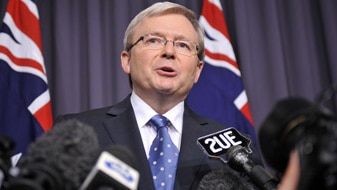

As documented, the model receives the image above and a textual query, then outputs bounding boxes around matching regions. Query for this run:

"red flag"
[0,0,53,155]
[187,0,256,142]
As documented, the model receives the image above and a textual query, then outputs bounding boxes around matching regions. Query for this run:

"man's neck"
[133,90,185,114]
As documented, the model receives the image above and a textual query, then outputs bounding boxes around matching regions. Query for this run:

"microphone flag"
[197,127,252,163]
[80,150,140,190]
[0,0,53,156]
[186,0,257,144]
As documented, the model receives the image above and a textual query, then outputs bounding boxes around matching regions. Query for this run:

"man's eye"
[146,37,162,44]
[176,41,191,50]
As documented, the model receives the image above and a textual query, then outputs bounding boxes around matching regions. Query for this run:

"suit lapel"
[102,96,155,190]
[174,106,211,189]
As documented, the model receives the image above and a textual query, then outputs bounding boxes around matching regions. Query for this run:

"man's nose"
[161,40,176,59]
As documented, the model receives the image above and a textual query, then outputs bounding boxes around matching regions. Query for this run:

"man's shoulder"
[56,96,132,122]
[59,106,112,120]
[185,105,228,129]
[53,106,113,132]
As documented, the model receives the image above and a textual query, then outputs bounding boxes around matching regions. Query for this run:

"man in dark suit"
[56,2,260,190]
[57,95,237,190]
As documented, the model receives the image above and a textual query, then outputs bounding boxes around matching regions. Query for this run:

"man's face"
[121,14,203,100]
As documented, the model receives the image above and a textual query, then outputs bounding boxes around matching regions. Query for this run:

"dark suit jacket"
[56,95,254,190]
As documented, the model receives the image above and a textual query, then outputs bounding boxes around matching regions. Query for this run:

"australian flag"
[0,0,53,156]
[187,0,257,144]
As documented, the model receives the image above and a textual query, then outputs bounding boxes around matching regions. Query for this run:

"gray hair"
[123,1,204,60]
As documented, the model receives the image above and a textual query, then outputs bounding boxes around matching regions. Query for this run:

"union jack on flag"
[0,0,53,156]
[187,0,257,143]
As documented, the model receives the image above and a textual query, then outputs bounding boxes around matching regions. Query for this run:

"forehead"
[133,14,198,41]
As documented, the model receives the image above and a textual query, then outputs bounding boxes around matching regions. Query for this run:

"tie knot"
[149,114,169,131]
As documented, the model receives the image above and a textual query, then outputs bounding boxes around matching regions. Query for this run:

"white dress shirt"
[130,91,183,158]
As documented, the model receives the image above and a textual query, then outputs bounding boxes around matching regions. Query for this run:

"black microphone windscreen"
[198,165,257,190]
[19,119,101,190]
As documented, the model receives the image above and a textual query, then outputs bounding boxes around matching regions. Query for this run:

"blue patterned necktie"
[148,114,179,190]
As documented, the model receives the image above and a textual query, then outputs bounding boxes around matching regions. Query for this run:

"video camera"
[259,86,337,190]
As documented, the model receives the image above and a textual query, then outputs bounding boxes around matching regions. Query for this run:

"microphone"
[198,165,257,190]
[2,119,101,190]
[226,145,278,190]
[197,128,277,190]
[79,145,139,190]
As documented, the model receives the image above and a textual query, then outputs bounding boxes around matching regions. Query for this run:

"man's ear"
[194,60,204,83]
[121,51,131,74]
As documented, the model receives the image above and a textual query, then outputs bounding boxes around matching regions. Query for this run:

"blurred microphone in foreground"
[2,119,101,190]
[1,119,140,190]
[197,164,257,190]
[259,97,337,190]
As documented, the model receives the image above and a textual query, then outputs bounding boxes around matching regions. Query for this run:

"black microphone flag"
[197,127,252,163]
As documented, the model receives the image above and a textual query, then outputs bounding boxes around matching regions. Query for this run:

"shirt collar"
[130,91,184,134]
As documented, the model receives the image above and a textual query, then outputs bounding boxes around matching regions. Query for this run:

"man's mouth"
[156,66,177,76]
[161,66,174,72]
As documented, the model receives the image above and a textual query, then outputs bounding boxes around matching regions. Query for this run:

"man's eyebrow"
[147,31,191,41]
